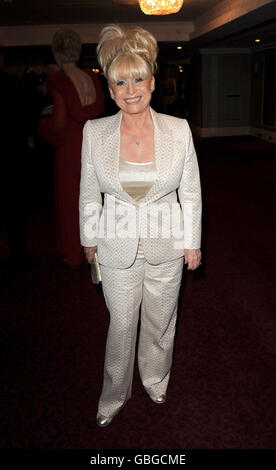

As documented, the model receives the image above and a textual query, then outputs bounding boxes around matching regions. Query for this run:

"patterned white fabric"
[79,108,202,421]
[97,253,184,419]
[79,108,202,268]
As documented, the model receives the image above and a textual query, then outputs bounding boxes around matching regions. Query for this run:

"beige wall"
[251,51,276,130]
[191,49,276,142]
[200,51,252,130]
[251,53,264,128]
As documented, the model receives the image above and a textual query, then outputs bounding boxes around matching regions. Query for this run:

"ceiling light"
[139,0,184,16]
[177,46,183,50]
[254,38,261,43]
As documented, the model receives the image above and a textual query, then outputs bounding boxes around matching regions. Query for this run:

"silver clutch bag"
[91,252,102,284]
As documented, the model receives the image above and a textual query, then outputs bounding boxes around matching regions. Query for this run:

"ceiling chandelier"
[139,0,184,16]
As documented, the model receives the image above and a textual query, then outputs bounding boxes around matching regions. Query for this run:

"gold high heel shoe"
[96,414,115,427]
[150,394,166,404]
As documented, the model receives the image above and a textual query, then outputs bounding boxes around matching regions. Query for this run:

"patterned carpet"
[1,136,275,449]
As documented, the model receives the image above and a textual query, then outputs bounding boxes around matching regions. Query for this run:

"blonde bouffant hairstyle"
[96,24,158,83]
[52,29,82,68]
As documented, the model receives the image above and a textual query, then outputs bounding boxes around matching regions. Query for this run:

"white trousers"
[97,244,184,419]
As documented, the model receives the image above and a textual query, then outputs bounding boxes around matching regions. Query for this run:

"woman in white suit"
[79,24,202,427]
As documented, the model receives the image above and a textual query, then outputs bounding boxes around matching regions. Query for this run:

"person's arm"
[37,75,68,146]
[177,120,202,270]
[79,121,102,262]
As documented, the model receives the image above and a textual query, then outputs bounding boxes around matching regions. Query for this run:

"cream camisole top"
[119,157,157,257]
[119,157,157,203]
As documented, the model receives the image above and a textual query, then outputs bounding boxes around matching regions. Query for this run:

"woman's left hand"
[184,249,201,270]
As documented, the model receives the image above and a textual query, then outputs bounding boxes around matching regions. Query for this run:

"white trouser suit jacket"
[79,108,202,266]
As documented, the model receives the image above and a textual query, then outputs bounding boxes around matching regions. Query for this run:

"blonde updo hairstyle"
[96,24,158,84]
[52,29,82,68]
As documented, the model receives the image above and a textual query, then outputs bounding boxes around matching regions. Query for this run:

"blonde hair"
[52,29,82,67]
[96,24,158,83]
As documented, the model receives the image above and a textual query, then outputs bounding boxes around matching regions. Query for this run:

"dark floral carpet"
[0,136,275,449]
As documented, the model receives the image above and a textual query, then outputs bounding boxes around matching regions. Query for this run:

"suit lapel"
[143,108,173,202]
[102,108,173,204]
[102,110,134,203]
[102,110,121,178]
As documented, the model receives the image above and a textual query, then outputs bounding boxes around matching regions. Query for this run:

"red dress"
[38,70,104,267]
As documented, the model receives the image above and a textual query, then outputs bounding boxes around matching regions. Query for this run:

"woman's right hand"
[83,246,97,264]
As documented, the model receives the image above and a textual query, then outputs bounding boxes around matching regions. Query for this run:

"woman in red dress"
[38,29,104,267]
